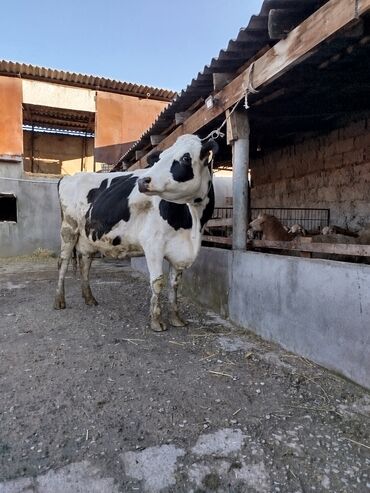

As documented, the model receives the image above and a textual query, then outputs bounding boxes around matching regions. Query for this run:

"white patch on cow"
[192,428,245,456]
[0,461,119,493]
[121,444,185,492]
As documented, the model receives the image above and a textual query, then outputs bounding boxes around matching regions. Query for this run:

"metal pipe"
[232,133,250,250]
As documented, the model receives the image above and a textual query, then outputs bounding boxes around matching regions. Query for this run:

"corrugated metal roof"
[23,104,95,132]
[122,0,328,164]
[0,60,176,102]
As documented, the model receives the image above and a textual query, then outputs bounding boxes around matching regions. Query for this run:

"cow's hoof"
[169,314,186,327]
[54,298,66,310]
[84,297,98,306]
[151,319,167,332]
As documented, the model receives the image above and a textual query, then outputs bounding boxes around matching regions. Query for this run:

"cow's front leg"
[168,265,186,327]
[79,254,98,306]
[145,252,167,332]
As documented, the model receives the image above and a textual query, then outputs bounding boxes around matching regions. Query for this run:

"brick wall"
[250,117,370,229]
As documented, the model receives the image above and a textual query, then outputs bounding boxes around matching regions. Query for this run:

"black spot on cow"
[170,153,194,182]
[194,197,202,203]
[85,175,138,240]
[159,200,192,230]
[200,182,215,230]
[112,236,121,246]
[200,139,219,162]
[86,179,108,204]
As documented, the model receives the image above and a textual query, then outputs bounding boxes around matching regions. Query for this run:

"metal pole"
[230,113,250,251]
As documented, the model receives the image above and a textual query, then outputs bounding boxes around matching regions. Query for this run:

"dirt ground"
[0,256,369,493]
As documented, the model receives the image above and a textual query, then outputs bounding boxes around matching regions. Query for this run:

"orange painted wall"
[0,76,23,157]
[95,91,168,164]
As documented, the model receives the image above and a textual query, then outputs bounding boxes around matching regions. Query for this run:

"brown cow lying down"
[249,213,295,241]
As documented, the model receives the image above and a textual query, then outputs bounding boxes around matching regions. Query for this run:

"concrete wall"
[131,246,370,389]
[229,251,370,389]
[251,116,370,230]
[182,248,230,317]
[0,160,61,256]
[23,132,95,175]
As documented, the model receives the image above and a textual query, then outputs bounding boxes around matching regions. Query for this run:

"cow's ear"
[146,151,162,168]
[200,139,219,163]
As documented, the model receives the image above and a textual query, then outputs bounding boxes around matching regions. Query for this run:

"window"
[0,194,17,222]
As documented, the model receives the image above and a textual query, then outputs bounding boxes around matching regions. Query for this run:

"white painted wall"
[213,174,232,207]
[22,79,96,112]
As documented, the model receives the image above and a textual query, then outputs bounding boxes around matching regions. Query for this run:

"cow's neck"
[187,203,202,244]
[188,180,215,239]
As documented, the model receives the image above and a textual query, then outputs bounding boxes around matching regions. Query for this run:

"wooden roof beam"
[131,0,370,169]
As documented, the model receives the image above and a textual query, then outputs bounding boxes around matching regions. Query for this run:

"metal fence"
[251,207,330,232]
[209,207,330,237]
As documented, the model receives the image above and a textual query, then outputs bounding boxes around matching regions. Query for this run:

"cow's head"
[137,135,218,203]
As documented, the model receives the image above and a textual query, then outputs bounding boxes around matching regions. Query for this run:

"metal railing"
[204,207,330,243]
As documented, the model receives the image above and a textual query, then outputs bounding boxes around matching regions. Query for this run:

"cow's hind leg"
[79,253,98,306]
[144,251,167,332]
[168,265,186,327]
[54,221,78,309]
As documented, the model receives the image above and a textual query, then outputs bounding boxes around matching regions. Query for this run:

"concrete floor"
[0,256,369,493]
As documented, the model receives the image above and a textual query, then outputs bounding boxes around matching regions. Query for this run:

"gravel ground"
[0,256,369,493]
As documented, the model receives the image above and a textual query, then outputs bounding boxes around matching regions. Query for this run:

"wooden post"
[150,135,163,146]
[227,110,250,251]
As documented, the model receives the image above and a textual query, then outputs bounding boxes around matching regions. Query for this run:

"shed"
[128,0,370,389]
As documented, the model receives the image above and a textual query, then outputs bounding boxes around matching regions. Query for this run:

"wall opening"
[23,104,96,175]
[0,194,17,222]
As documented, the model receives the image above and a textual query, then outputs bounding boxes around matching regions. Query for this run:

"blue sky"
[1,0,263,92]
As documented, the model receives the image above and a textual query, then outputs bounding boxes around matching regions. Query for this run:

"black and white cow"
[54,134,218,331]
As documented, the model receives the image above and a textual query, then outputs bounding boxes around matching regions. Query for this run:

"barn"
[0,62,174,256]
[1,1,370,489]
[122,0,370,389]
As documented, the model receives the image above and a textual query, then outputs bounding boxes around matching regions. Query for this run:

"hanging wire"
[201,62,259,142]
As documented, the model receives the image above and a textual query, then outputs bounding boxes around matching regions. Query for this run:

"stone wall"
[251,117,370,230]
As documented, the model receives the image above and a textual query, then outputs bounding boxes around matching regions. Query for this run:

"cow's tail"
[57,178,79,276]
[71,247,78,275]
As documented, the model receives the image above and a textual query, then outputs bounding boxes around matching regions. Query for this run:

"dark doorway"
[0,194,17,222]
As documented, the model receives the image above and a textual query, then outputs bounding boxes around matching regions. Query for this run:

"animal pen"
[125,0,370,389]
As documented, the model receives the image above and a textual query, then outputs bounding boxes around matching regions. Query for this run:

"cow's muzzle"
[138,176,151,193]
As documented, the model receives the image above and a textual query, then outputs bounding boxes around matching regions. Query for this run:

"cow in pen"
[54,134,218,331]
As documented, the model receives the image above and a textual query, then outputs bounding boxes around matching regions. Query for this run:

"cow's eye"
[181,153,192,165]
